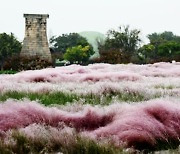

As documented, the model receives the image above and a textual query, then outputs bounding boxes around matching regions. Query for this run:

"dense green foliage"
[97,25,141,64]
[138,31,180,63]
[64,45,94,64]
[50,33,91,53]
[50,33,94,64]
[95,28,180,64]
[148,31,180,45]
[105,25,141,53]
[0,33,22,70]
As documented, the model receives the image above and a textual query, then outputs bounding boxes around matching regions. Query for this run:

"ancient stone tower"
[21,14,52,62]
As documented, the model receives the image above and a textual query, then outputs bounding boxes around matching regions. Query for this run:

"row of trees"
[0,26,180,70]
[97,26,141,63]
[138,31,180,63]
[50,33,94,64]
[96,26,180,64]
[49,26,180,65]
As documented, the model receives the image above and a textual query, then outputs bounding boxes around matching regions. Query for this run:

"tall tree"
[98,25,141,63]
[0,33,21,70]
[64,45,93,64]
[138,31,180,63]
[104,25,141,53]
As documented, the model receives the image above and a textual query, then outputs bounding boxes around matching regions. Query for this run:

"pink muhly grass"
[0,62,179,98]
[0,99,112,131]
[12,67,141,83]
[0,99,180,150]
[86,100,180,150]
[80,72,141,82]
[18,123,76,146]
[1,62,178,84]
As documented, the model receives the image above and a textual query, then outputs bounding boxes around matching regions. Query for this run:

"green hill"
[79,31,106,58]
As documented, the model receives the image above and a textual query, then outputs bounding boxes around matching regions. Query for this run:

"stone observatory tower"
[21,14,52,62]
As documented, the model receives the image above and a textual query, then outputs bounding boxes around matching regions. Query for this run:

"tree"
[104,25,141,53]
[137,44,155,63]
[157,41,180,61]
[0,33,22,70]
[148,31,180,54]
[50,33,93,54]
[64,45,93,64]
[98,25,141,63]
[148,31,180,45]
[138,31,180,63]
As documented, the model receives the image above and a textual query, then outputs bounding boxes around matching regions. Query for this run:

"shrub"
[3,55,53,71]
[64,45,94,64]
[97,49,131,64]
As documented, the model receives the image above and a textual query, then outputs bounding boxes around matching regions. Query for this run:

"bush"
[64,45,94,64]
[3,55,52,71]
[19,56,53,70]
[0,33,22,70]
[96,48,132,64]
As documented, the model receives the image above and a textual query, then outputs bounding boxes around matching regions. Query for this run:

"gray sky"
[0,0,180,43]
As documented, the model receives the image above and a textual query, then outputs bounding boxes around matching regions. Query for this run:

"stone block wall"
[21,14,52,62]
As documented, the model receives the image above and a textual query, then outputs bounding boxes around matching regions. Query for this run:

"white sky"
[0,0,180,43]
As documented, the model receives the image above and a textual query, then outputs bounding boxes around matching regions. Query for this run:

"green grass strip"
[0,91,147,106]
[0,70,17,74]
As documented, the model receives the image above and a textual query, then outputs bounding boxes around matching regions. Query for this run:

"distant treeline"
[0,25,180,70]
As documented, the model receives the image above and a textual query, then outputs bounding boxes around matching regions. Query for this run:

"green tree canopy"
[158,41,180,57]
[138,31,180,63]
[64,45,93,64]
[148,31,180,47]
[104,25,141,53]
[0,33,22,70]
[50,33,94,54]
[137,44,155,63]
[97,25,141,63]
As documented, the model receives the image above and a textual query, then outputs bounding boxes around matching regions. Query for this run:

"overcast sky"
[0,0,180,43]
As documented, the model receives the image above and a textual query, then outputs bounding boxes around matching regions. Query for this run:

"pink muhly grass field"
[0,99,180,150]
[0,62,180,152]
[4,62,180,83]
[0,62,179,98]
